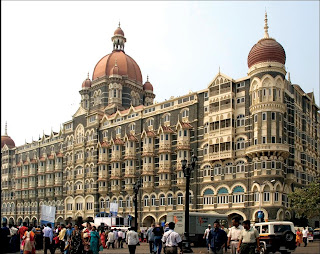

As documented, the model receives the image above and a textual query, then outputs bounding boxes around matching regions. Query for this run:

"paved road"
[8,240,320,254]
[96,240,320,254]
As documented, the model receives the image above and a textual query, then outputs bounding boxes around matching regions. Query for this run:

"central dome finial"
[112,23,126,52]
[264,10,269,38]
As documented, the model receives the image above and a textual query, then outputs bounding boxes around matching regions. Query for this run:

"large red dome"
[248,38,286,68]
[92,50,142,84]
[1,135,15,149]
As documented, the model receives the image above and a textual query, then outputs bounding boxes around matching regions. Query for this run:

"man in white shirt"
[162,222,183,254]
[107,229,115,249]
[227,217,243,254]
[203,224,211,252]
[43,223,54,254]
[126,227,140,254]
[118,229,124,248]
[302,227,309,247]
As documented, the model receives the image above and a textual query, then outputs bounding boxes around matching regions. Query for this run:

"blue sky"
[2,1,319,146]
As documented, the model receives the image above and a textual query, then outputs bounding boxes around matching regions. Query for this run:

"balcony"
[142,164,154,174]
[124,184,134,195]
[55,191,63,196]
[54,179,62,186]
[98,186,108,194]
[38,181,45,188]
[45,191,54,198]
[15,183,22,190]
[28,182,36,189]
[22,193,29,199]
[22,183,29,189]
[66,174,73,180]
[29,192,36,199]
[177,140,190,150]
[15,171,22,178]
[15,193,22,200]
[159,143,171,153]
[38,192,45,198]
[110,154,122,162]
[159,179,171,191]
[176,177,186,190]
[142,182,154,192]
[46,180,54,187]
[124,151,136,160]
[29,168,36,175]
[38,166,45,174]
[22,170,29,177]
[46,165,54,173]
[75,189,84,195]
[142,146,154,156]
[111,185,121,194]
[246,144,289,158]
[55,163,63,171]
[209,151,232,160]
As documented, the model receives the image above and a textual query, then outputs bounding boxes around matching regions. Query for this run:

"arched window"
[159,194,165,206]
[126,197,131,208]
[236,138,245,150]
[232,186,244,203]
[182,109,189,118]
[236,161,245,173]
[151,195,156,206]
[203,165,211,177]
[204,122,209,134]
[225,163,233,174]
[237,114,245,127]
[203,144,209,156]
[177,193,183,205]
[203,189,214,205]
[217,188,228,204]
[146,118,154,127]
[213,164,222,175]
[144,196,149,207]
[116,127,121,135]
[167,194,173,206]
[263,185,271,202]
[163,114,170,123]
[119,197,123,208]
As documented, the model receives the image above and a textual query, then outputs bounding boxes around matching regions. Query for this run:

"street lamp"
[181,152,197,253]
[253,179,275,222]
[133,178,141,231]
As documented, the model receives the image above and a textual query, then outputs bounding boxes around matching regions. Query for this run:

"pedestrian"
[90,226,101,254]
[53,232,60,253]
[237,220,260,254]
[227,217,243,254]
[203,224,211,252]
[114,228,119,248]
[9,224,19,252]
[59,224,67,253]
[1,222,10,253]
[296,228,302,247]
[34,225,43,250]
[208,220,227,254]
[153,224,164,254]
[161,222,183,254]
[147,224,155,254]
[70,224,83,254]
[118,229,124,248]
[43,223,54,254]
[126,227,139,254]
[100,231,106,248]
[19,222,28,254]
[302,227,308,247]
[22,226,35,254]
[140,229,145,242]
[107,229,115,249]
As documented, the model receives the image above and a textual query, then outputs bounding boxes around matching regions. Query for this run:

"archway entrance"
[56,217,64,225]
[66,217,73,225]
[76,216,83,225]
[228,213,244,226]
[18,218,23,226]
[159,215,167,226]
[25,217,30,226]
[31,217,37,226]
[9,218,14,225]
[142,216,155,227]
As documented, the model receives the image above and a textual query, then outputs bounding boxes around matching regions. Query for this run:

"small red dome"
[143,81,153,92]
[82,77,92,88]
[1,135,15,149]
[248,38,286,68]
[110,63,119,76]
[114,27,124,36]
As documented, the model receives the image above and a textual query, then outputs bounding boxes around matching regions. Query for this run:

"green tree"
[288,181,320,219]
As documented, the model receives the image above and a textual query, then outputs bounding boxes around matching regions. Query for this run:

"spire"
[264,10,269,38]
[218,66,220,74]
[5,121,7,135]
[118,21,121,27]
[147,75,149,82]
[87,72,89,79]
[288,72,291,82]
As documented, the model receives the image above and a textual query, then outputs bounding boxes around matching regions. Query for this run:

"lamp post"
[181,152,197,253]
[253,179,275,222]
[133,178,141,231]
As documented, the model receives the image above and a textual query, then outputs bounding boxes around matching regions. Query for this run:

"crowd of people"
[0,221,184,254]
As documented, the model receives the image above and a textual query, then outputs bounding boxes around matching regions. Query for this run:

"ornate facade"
[2,15,320,227]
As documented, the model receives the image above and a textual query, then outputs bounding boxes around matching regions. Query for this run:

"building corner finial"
[87,72,89,79]
[118,21,121,27]
[288,72,291,82]
[5,121,8,135]
[264,10,269,38]
[219,66,220,74]
[147,75,149,82]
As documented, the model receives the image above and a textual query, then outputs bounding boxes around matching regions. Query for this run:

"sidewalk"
[96,240,320,254]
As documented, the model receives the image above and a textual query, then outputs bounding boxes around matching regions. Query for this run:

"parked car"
[254,221,296,254]
[313,228,320,239]
[307,228,314,242]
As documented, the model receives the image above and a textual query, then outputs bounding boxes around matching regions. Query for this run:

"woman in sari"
[70,224,83,254]
[22,226,35,254]
[100,231,106,248]
[296,228,303,247]
[90,226,101,254]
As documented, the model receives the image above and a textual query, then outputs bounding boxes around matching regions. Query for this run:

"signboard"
[40,205,56,227]
[110,202,118,217]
